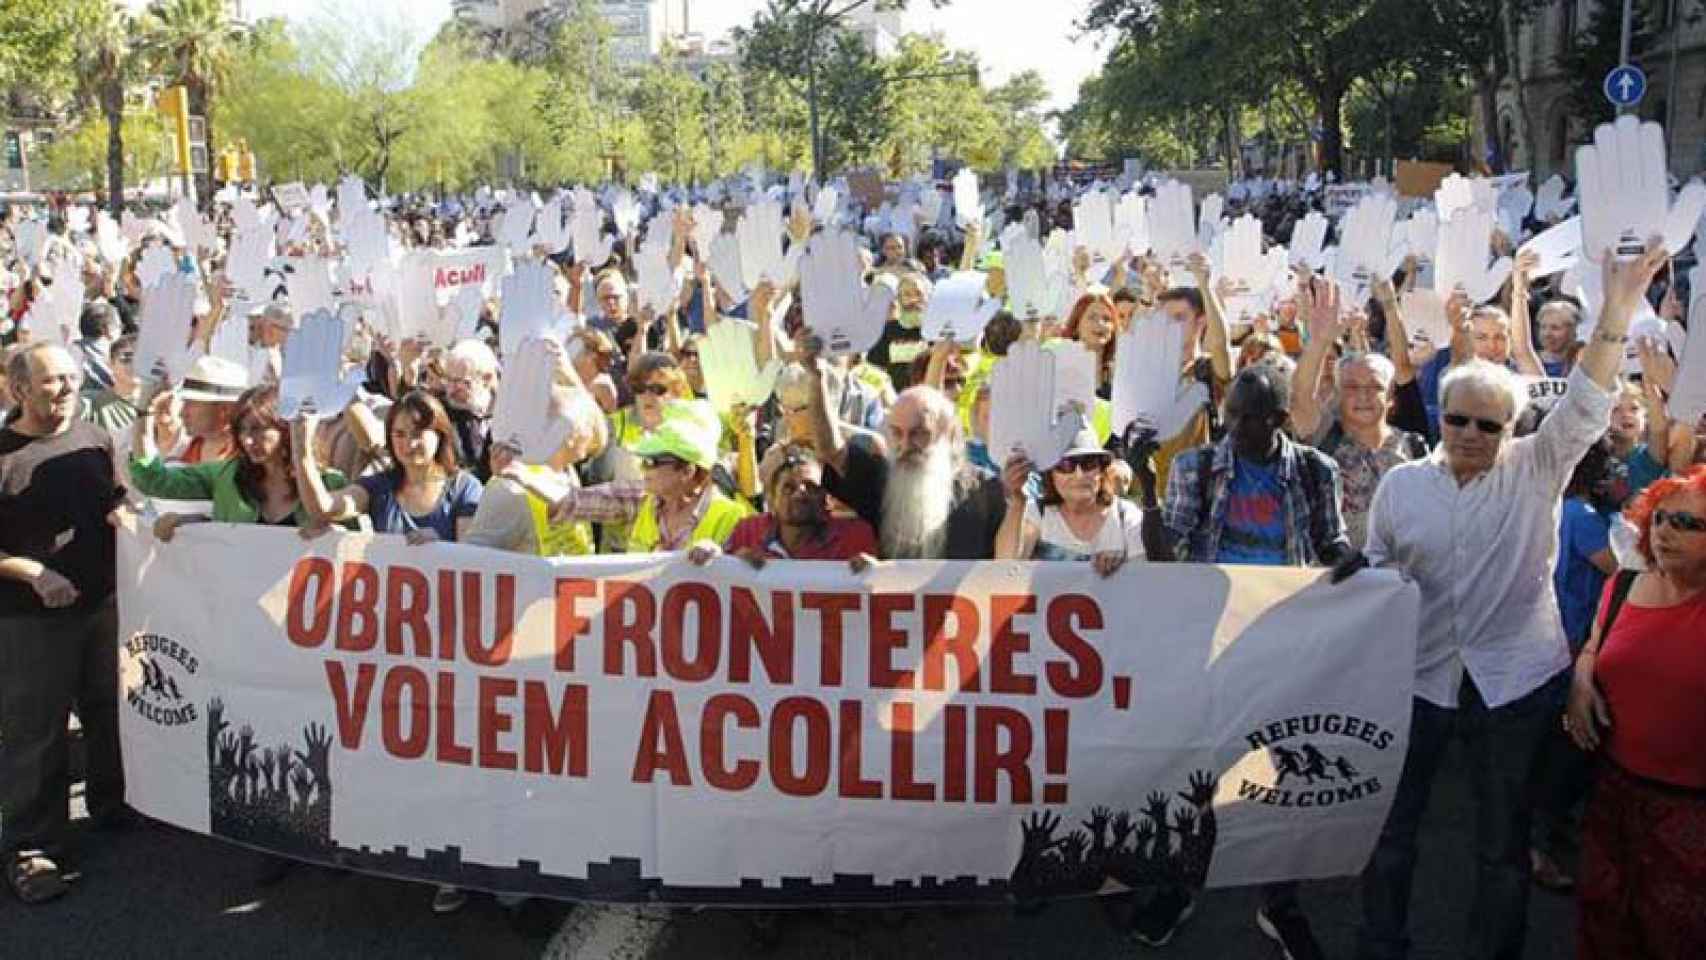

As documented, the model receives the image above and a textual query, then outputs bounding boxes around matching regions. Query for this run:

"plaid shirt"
[1160,433,1349,566]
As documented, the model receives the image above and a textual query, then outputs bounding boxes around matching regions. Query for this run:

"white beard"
[880,442,957,560]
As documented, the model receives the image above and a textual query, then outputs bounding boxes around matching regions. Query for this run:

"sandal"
[9,852,70,904]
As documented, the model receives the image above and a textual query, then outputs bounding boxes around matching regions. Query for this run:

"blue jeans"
[1355,672,1563,960]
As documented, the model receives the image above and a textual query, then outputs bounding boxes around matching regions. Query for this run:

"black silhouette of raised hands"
[1172,806,1198,836]
[298,722,333,786]
[237,725,256,766]
[1083,806,1113,842]
[290,765,314,804]
[1180,770,1217,809]
[1060,830,1089,865]
[259,747,277,786]
[217,731,239,771]
[1144,791,1171,828]
[1132,821,1156,853]
[1110,811,1135,848]
[1020,811,1063,855]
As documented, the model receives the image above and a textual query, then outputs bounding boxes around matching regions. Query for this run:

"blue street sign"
[1604,65,1647,107]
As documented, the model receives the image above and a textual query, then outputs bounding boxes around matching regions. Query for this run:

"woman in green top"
[130,383,345,540]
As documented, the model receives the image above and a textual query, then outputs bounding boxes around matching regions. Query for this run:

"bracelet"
[1593,330,1628,344]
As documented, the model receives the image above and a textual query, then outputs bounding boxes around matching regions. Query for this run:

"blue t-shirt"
[1554,496,1611,648]
[1215,457,1288,565]
[357,470,484,541]
[1624,444,1667,498]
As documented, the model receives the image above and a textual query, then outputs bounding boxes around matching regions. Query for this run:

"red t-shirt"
[723,515,878,561]
[1594,579,1706,789]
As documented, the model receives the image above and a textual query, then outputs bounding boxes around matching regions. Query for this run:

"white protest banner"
[117,526,1417,905]
[420,247,505,301]
[1323,185,1372,220]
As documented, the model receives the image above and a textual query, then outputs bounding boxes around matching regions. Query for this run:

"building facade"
[451,0,672,66]
[1492,0,1706,179]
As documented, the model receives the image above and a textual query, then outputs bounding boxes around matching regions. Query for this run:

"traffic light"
[217,146,237,182]
[158,85,192,176]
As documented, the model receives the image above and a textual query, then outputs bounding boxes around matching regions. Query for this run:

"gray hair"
[1439,358,1527,424]
[1536,299,1582,328]
[445,338,499,375]
[775,362,843,412]
[1338,351,1396,388]
[6,341,75,395]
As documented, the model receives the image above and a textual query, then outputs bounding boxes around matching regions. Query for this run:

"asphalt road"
[6,739,1576,960]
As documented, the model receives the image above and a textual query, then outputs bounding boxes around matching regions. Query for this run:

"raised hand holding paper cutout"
[736,198,788,290]
[532,193,569,255]
[1115,190,1151,258]
[921,271,1000,344]
[1149,180,1198,270]
[277,309,361,420]
[500,260,565,360]
[1577,116,1669,263]
[798,229,894,358]
[1517,217,1581,279]
[1535,175,1575,222]
[1288,211,1328,270]
[570,188,614,268]
[133,273,197,385]
[490,338,569,465]
[1662,179,1706,255]
[284,255,337,316]
[708,232,749,303]
[700,318,781,414]
[1433,208,1512,305]
[634,223,681,315]
[953,168,980,228]
[988,340,1088,470]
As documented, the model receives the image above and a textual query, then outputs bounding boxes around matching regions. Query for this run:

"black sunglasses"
[642,454,688,471]
[1054,454,1111,474]
[1442,412,1505,435]
[635,383,672,397]
[1654,509,1706,533]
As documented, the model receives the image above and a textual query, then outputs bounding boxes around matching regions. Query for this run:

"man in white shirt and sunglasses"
[1354,242,1667,960]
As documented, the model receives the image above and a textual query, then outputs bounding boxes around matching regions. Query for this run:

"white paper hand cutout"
[226,228,275,301]
[1433,208,1512,304]
[1149,180,1198,268]
[13,219,45,269]
[1288,211,1329,270]
[611,189,642,239]
[1332,194,1400,299]
[285,255,337,316]
[1197,193,1225,250]
[1534,175,1575,223]
[496,198,536,254]
[94,211,128,266]
[490,337,570,465]
[634,222,680,315]
[1001,224,1067,319]
[133,273,197,384]
[1662,179,1706,255]
[988,340,1090,470]
[135,244,178,291]
[204,301,252,369]
[700,318,781,414]
[1673,264,1706,424]
[921,271,1000,344]
[532,193,569,255]
[813,184,841,225]
[689,203,721,259]
[277,308,360,420]
[708,232,749,304]
[22,272,83,344]
[1116,190,1151,258]
[1073,189,1121,269]
[570,188,614,268]
[1399,288,1451,347]
[500,260,566,360]
[737,198,788,290]
[1577,115,1669,263]
[953,168,980,228]
[1517,217,1581,279]
[798,229,894,358]
[1216,214,1267,294]
[1496,182,1534,240]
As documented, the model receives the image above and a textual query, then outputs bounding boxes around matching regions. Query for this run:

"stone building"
[1490,0,1706,179]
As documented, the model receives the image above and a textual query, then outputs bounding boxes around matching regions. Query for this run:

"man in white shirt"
[1353,243,1666,960]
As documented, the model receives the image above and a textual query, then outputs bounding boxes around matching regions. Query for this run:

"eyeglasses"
[1054,455,1111,474]
[679,350,700,361]
[642,454,688,471]
[1653,509,1706,533]
[113,352,136,365]
[635,383,672,397]
[1442,412,1506,435]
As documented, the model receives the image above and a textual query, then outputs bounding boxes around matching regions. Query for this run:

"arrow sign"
[1604,65,1647,107]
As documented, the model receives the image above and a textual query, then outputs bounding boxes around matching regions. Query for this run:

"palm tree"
[140,0,245,200]
[73,2,136,217]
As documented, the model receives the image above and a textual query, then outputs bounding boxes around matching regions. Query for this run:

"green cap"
[976,249,1004,271]
[632,399,722,469]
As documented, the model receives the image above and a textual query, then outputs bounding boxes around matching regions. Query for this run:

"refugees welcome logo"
[124,632,200,728]
[1238,713,1394,808]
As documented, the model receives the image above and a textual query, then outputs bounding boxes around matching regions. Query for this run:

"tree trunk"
[189,75,214,205]
[1476,72,1501,171]
[1317,80,1347,176]
[1502,1,1536,171]
[103,78,126,218]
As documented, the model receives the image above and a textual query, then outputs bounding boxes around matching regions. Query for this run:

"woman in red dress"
[1566,465,1706,959]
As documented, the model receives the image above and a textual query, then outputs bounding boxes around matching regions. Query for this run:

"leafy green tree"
[0,0,106,102]
[71,2,142,215]
[1559,0,1654,127]
[989,71,1057,170]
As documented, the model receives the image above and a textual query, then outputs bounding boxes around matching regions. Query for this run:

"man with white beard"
[438,338,498,482]
[802,343,1005,562]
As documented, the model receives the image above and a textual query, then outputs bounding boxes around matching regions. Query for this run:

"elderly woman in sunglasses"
[994,425,1145,576]
[1563,465,1706,959]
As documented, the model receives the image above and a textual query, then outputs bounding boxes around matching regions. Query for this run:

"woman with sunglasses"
[131,384,349,540]
[1565,466,1706,959]
[994,426,1144,576]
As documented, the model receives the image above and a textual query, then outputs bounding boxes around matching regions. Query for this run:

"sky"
[225,0,1104,113]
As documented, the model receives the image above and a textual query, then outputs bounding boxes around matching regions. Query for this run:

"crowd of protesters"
[1,158,1703,960]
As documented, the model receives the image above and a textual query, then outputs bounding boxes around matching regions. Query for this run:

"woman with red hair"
[1565,465,1706,959]
[1061,290,1121,395]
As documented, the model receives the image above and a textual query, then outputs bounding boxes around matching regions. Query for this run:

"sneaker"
[1256,902,1324,960]
[1130,888,1196,947]
[431,884,468,915]
[8,852,70,905]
